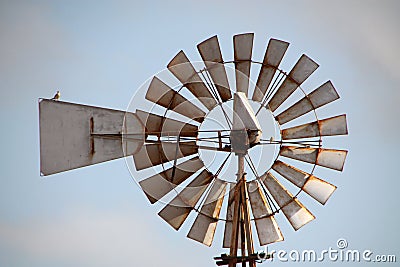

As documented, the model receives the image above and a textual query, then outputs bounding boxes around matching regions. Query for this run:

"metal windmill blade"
[38,32,348,267]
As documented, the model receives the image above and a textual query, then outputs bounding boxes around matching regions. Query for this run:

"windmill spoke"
[258,139,321,148]
[142,139,231,152]
[244,154,260,179]
[259,180,279,214]
[199,69,233,129]
[255,71,286,117]
[252,39,289,102]
[188,178,227,246]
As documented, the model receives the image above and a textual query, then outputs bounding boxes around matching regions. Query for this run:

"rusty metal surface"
[272,160,336,204]
[39,99,144,176]
[280,146,318,164]
[139,156,204,203]
[303,176,336,205]
[252,39,289,102]
[167,50,217,110]
[145,76,206,123]
[319,114,348,136]
[187,179,227,246]
[268,54,319,112]
[136,109,198,137]
[234,33,254,95]
[280,146,347,171]
[133,142,198,171]
[197,35,232,102]
[307,81,339,107]
[247,181,283,245]
[158,170,214,230]
[272,160,309,188]
[281,121,319,140]
[261,172,315,231]
[282,114,348,139]
[316,148,347,171]
[276,81,340,124]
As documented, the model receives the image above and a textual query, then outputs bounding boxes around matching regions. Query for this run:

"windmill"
[39,33,348,267]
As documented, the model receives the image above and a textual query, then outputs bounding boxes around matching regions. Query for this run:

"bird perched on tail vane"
[52,90,60,100]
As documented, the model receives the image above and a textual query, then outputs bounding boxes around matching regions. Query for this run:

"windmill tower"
[39,33,348,266]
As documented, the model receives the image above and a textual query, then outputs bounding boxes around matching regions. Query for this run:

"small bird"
[269,136,274,143]
[52,90,60,100]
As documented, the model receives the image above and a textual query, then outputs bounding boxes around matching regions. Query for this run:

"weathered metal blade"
[187,179,227,246]
[247,181,283,245]
[145,76,206,123]
[302,176,337,205]
[272,160,336,204]
[234,33,254,95]
[133,141,198,171]
[268,55,319,112]
[197,35,232,102]
[272,160,307,188]
[39,99,145,176]
[280,146,348,171]
[252,39,289,102]
[223,184,242,248]
[136,110,198,137]
[167,50,217,110]
[281,114,348,140]
[261,172,315,230]
[276,81,340,125]
[139,156,204,204]
[158,170,214,230]
[315,148,348,171]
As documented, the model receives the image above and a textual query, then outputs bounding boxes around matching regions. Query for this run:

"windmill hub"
[229,129,260,155]
[196,97,278,180]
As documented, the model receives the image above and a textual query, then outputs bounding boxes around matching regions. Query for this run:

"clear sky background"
[0,0,399,266]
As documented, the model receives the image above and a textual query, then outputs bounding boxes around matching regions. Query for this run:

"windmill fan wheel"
[131,33,348,255]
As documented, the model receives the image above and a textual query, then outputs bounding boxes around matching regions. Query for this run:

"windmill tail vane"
[38,32,348,266]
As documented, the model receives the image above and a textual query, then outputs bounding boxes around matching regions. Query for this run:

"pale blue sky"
[0,0,399,266]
